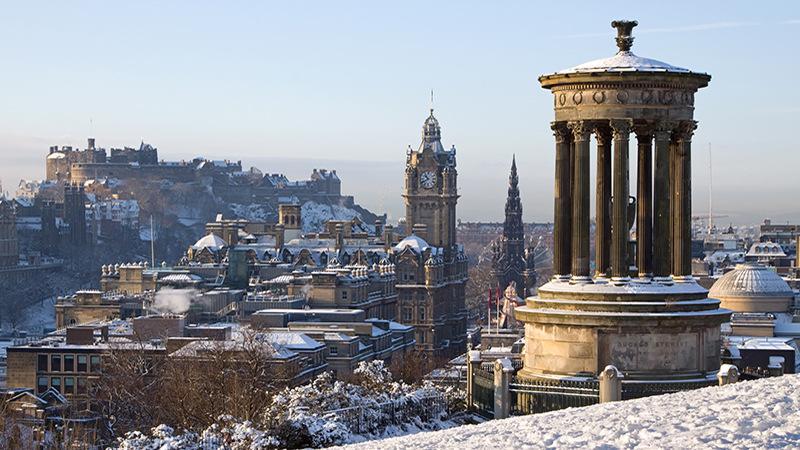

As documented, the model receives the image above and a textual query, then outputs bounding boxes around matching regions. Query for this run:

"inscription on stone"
[600,332,699,372]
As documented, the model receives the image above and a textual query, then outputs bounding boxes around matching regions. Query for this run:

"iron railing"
[509,375,600,415]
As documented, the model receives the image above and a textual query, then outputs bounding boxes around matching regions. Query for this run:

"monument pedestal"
[516,278,731,382]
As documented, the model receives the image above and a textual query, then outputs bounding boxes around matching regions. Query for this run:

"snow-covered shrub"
[114,360,464,449]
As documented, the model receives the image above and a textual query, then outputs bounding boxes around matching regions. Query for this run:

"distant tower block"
[516,21,731,383]
[279,204,302,241]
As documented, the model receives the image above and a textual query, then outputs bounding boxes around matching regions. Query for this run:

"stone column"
[569,121,592,283]
[672,121,697,280]
[594,124,613,278]
[635,123,654,278]
[551,122,572,281]
[610,119,634,282]
[652,121,673,281]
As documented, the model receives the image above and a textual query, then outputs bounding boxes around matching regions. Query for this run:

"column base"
[610,276,631,285]
[552,274,572,282]
[569,276,594,285]
[652,276,673,285]
[673,275,696,284]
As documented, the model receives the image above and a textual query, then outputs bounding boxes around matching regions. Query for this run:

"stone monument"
[516,21,732,382]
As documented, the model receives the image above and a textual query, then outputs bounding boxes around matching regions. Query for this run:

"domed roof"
[393,234,429,253]
[709,264,793,299]
[559,52,689,74]
[191,233,228,251]
[555,20,697,75]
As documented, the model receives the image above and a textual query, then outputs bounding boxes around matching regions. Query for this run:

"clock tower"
[403,109,458,253]
[396,109,468,358]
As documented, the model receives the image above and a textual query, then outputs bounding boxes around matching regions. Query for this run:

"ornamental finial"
[611,20,638,52]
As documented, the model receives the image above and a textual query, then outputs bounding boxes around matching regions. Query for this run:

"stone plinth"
[516,279,731,381]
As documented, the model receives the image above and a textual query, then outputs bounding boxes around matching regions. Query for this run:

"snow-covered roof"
[709,264,793,299]
[558,50,691,74]
[191,233,228,251]
[706,250,746,264]
[47,152,66,159]
[393,234,430,252]
[265,332,324,350]
[746,242,787,257]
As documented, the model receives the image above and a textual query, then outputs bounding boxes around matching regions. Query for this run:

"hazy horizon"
[2,1,798,228]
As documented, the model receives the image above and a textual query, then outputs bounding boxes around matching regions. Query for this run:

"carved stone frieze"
[551,85,696,110]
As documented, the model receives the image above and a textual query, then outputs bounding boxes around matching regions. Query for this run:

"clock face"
[420,171,436,189]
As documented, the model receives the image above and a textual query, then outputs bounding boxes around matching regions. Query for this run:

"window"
[64,355,74,372]
[90,355,100,371]
[77,355,87,372]
[64,377,74,395]
[403,307,413,322]
[419,292,426,302]
[341,290,348,300]
[403,292,412,301]
[329,347,338,356]
[51,377,61,393]
[37,377,48,394]
[51,355,61,372]
[418,331,426,344]
[77,378,87,395]
[418,307,426,321]
[38,354,48,372]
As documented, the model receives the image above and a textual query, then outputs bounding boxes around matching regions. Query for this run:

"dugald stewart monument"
[516,21,732,384]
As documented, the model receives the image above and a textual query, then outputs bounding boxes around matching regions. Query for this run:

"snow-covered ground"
[338,374,800,450]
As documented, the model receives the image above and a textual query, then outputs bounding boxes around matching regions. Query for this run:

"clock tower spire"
[402,109,458,251]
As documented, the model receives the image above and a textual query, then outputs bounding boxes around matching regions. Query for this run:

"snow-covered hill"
[338,374,800,450]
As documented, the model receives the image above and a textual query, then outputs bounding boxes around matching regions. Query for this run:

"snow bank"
[338,374,800,450]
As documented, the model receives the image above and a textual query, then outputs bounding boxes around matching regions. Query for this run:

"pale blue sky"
[1,1,798,227]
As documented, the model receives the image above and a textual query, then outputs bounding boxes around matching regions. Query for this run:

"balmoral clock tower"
[403,109,458,253]
[396,109,468,358]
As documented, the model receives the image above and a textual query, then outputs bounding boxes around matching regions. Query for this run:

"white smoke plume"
[152,288,195,315]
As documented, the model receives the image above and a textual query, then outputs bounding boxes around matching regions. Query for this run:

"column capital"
[609,119,634,139]
[551,122,571,144]
[593,123,613,146]
[568,120,592,142]
[673,120,698,142]
[634,122,654,141]
[653,120,678,141]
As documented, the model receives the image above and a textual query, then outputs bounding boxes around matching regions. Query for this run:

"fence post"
[598,365,623,403]
[717,364,739,386]
[467,349,482,411]
[494,358,514,419]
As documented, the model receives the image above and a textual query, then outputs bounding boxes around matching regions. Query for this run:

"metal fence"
[621,379,717,400]
[324,393,447,435]
[510,375,600,415]
[472,366,495,419]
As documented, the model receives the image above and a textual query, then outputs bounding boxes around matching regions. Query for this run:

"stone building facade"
[398,110,469,358]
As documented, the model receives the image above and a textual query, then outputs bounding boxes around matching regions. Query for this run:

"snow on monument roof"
[558,50,691,74]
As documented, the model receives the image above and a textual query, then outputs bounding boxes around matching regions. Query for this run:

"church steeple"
[492,155,536,297]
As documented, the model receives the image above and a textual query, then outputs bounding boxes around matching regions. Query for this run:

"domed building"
[709,264,796,337]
